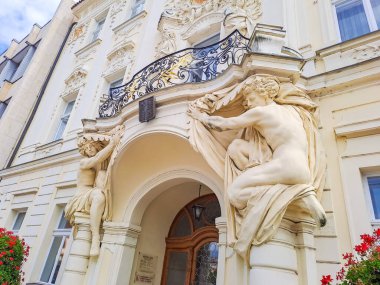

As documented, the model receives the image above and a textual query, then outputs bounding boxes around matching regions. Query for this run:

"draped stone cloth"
[188,79,326,259]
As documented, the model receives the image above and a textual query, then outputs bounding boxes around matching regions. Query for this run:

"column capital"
[102,221,141,247]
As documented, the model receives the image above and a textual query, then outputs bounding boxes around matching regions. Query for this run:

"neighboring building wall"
[0,0,378,284]
[0,0,74,169]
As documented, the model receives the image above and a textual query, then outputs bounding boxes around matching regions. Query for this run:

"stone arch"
[123,168,225,225]
[110,131,224,223]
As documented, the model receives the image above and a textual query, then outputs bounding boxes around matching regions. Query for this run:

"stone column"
[88,221,141,285]
[248,212,319,285]
[215,217,227,285]
[295,220,317,285]
[60,213,92,285]
[249,219,299,285]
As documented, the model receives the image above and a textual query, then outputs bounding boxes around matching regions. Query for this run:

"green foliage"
[0,228,29,285]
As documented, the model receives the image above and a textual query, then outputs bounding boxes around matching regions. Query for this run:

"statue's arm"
[80,139,116,169]
[190,108,261,131]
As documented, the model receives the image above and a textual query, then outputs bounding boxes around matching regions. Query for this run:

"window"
[0,98,10,119]
[54,100,75,140]
[110,78,123,90]
[92,18,105,42]
[12,211,26,234]
[368,176,380,219]
[109,78,123,97]
[194,34,221,49]
[131,0,145,18]
[40,212,72,284]
[334,0,380,41]
[191,34,221,83]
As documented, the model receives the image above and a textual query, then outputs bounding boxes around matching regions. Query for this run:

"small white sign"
[134,252,158,285]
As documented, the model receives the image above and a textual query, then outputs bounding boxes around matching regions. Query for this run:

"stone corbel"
[249,24,302,58]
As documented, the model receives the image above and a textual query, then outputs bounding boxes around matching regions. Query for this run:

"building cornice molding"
[0,149,81,178]
[316,30,380,57]
[302,56,380,96]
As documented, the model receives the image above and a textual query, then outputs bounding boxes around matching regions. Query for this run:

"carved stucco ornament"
[63,68,88,96]
[188,75,327,260]
[103,41,135,78]
[155,27,177,58]
[67,22,89,47]
[155,0,261,58]
[109,0,128,27]
[351,44,380,61]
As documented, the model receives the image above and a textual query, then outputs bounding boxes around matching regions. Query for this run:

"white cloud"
[0,0,62,53]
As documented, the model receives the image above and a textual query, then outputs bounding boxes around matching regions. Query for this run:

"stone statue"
[188,75,326,260]
[65,125,125,256]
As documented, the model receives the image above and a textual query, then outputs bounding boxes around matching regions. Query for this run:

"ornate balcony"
[99,30,250,118]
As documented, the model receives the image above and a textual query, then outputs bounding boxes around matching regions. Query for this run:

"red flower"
[374,228,380,237]
[9,249,13,254]
[336,267,345,280]
[9,257,14,261]
[354,242,370,255]
[342,252,353,259]
[360,234,375,245]
[0,261,3,265]
[321,275,333,285]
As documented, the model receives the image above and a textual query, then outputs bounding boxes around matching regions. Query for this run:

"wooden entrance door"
[161,194,221,285]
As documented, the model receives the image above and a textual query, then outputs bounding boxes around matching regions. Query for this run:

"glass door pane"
[193,242,218,285]
[166,251,189,285]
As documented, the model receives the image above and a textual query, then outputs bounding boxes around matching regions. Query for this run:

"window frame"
[332,0,380,42]
[131,0,145,18]
[39,211,72,285]
[363,173,380,226]
[11,210,26,234]
[91,18,106,42]
[53,99,75,141]
[0,97,11,119]
[193,33,221,49]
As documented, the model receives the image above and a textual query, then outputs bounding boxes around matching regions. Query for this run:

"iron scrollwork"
[99,30,250,118]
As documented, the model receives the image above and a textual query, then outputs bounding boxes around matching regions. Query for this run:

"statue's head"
[78,137,104,157]
[241,75,280,109]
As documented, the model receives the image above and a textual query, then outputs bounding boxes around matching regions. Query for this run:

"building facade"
[0,0,379,285]
[0,0,74,169]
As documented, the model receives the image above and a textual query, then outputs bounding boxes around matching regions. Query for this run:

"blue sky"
[0,0,61,54]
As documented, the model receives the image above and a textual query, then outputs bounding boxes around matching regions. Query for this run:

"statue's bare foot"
[89,238,100,257]
[301,195,327,227]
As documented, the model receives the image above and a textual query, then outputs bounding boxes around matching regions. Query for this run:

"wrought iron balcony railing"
[99,30,250,118]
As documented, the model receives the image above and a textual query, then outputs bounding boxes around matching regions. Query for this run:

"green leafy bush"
[0,228,29,285]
